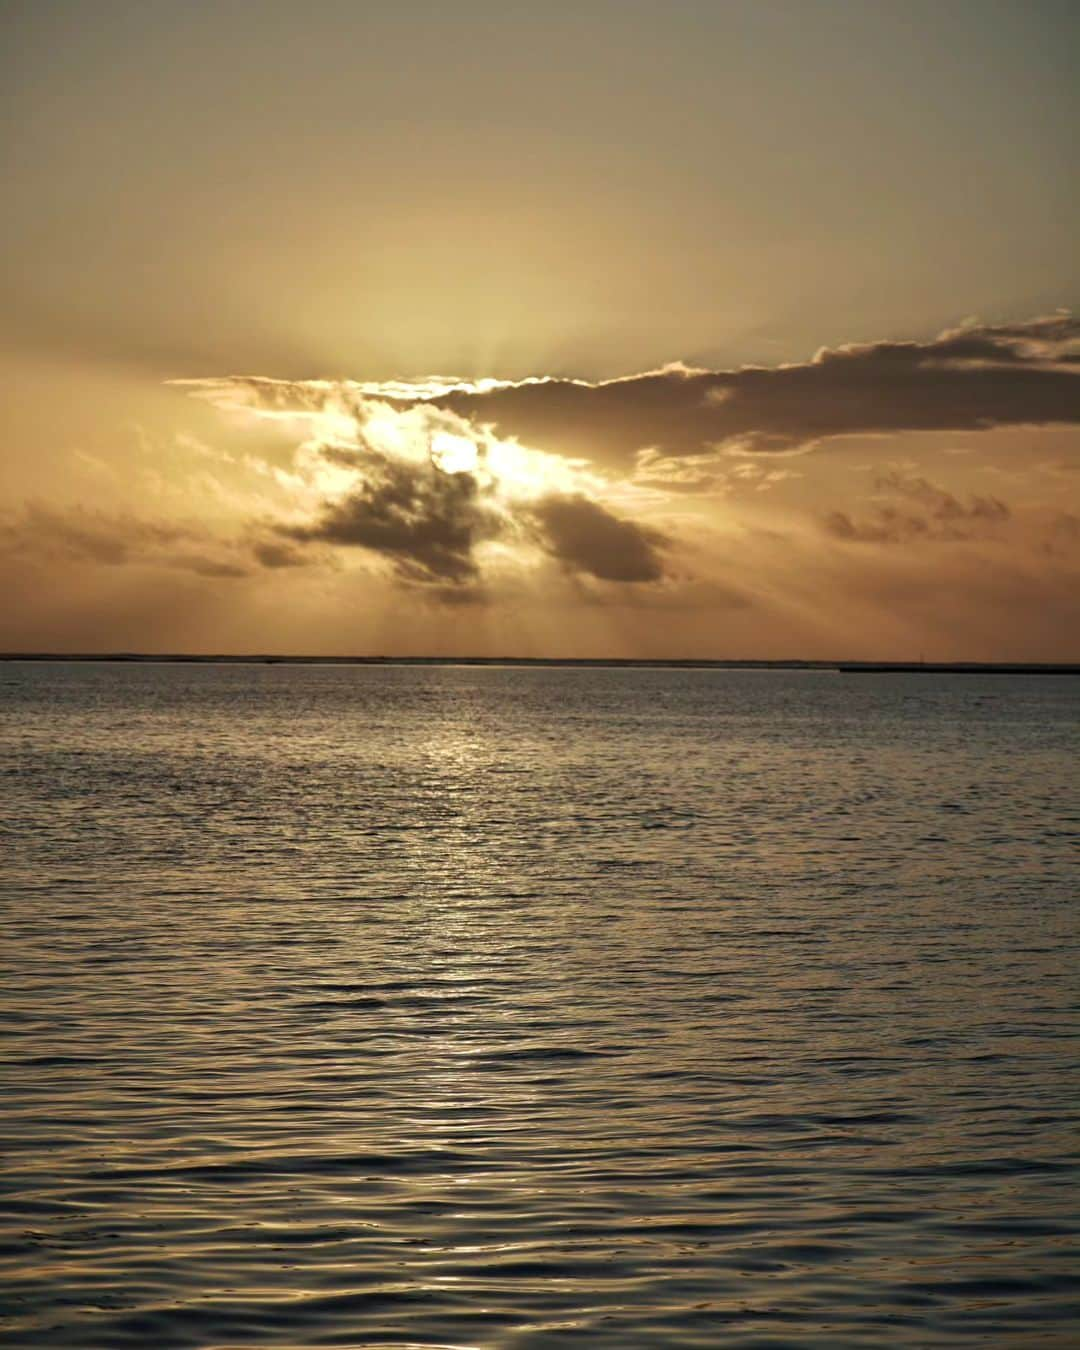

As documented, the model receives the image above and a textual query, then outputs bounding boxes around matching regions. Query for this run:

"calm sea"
[2,662,1078,1348]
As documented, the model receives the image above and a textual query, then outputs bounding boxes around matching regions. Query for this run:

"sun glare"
[178,374,626,530]
[429,431,480,475]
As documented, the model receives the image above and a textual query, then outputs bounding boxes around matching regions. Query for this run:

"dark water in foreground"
[1,662,1078,1348]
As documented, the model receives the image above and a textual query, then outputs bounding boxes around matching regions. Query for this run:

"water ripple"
[2,663,1078,1347]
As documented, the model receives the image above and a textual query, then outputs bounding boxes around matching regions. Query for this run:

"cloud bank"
[163,314,1079,611]
[181,315,1079,482]
[415,314,1080,465]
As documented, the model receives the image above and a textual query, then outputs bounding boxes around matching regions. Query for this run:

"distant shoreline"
[2,654,1078,675]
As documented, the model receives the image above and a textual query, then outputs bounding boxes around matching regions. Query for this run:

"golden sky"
[2,1,1078,658]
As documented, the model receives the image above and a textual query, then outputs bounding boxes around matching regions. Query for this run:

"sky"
[2,0,1078,659]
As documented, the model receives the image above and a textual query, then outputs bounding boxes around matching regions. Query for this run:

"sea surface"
[1,662,1078,1349]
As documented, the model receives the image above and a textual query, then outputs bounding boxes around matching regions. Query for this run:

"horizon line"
[2,653,1078,674]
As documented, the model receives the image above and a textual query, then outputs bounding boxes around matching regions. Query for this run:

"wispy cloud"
[817,471,1080,550]
[0,504,253,579]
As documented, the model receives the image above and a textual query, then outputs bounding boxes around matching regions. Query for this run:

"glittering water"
[2,662,1078,1348]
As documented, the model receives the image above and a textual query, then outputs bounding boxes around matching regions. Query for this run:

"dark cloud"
[412,314,1080,466]
[282,453,502,585]
[529,493,667,582]
[824,473,1012,544]
[251,539,313,569]
[271,443,672,591]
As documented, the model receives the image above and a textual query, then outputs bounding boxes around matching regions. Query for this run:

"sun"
[429,431,480,475]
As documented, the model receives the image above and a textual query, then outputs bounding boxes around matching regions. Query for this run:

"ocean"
[2,661,1077,1347]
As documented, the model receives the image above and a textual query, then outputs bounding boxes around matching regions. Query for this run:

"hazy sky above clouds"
[2,0,1078,658]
